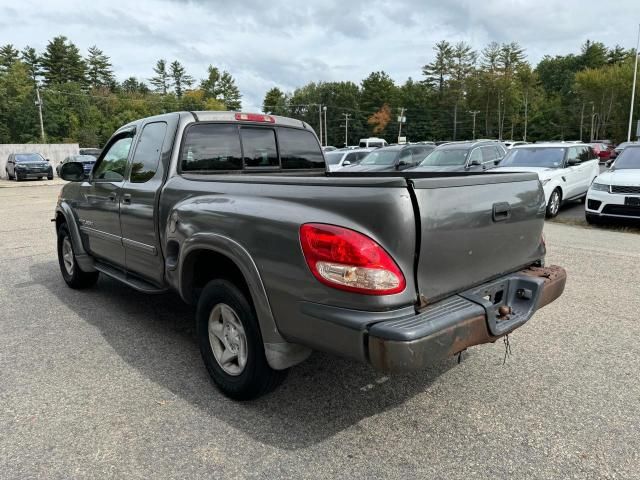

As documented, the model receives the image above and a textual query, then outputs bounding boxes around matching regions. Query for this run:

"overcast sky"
[1,0,638,110]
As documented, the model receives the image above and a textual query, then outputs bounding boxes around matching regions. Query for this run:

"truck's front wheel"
[57,224,99,289]
[196,279,287,400]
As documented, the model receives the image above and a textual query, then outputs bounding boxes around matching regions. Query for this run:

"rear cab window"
[179,122,324,173]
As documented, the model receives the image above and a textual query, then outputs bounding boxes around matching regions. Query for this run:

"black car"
[57,154,98,177]
[5,153,53,181]
[411,140,506,172]
[344,144,435,172]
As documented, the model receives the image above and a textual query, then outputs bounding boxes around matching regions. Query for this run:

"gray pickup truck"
[54,111,566,399]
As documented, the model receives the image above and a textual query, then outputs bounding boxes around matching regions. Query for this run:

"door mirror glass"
[59,162,85,182]
[342,160,351,166]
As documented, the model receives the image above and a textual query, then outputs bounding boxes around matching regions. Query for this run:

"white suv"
[585,145,640,223]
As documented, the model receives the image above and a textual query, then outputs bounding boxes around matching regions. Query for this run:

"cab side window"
[481,146,498,164]
[93,136,134,182]
[130,122,168,183]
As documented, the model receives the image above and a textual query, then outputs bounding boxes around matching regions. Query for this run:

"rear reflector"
[299,223,405,295]
[235,113,275,123]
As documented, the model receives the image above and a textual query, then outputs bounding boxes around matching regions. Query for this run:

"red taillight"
[299,223,406,295]
[234,113,275,123]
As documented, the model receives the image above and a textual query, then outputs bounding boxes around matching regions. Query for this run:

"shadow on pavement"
[31,260,455,450]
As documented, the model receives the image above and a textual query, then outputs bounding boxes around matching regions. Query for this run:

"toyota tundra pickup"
[54,111,566,400]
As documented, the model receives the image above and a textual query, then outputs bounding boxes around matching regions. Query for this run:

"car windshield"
[614,147,640,169]
[419,149,468,166]
[360,150,399,166]
[15,154,43,162]
[324,151,344,165]
[72,155,97,162]
[499,148,565,168]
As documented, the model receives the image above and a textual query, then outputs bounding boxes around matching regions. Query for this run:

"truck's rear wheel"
[57,224,99,289]
[196,279,287,400]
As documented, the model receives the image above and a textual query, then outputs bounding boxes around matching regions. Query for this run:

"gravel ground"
[1,183,639,479]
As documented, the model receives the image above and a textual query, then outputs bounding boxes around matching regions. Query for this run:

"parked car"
[611,141,639,160]
[590,143,612,162]
[79,148,102,158]
[322,146,337,152]
[55,111,565,399]
[56,154,98,177]
[503,141,530,149]
[345,144,435,172]
[585,145,640,223]
[358,137,388,148]
[324,148,371,172]
[5,153,53,181]
[411,140,506,172]
[493,143,600,218]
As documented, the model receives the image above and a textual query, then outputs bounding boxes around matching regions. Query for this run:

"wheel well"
[55,212,66,232]
[181,249,252,305]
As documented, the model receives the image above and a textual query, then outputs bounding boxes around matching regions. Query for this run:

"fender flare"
[178,233,311,370]
[55,203,96,272]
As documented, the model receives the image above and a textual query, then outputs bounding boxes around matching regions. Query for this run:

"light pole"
[627,24,640,142]
[323,106,328,147]
[35,86,45,143]
[468,110,480,140]
[397,107,406,143]
[341,113,351,147]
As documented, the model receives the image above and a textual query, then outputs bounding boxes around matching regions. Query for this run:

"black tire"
[57,224,99,289]
[14,172,20,182]
[47,174,54,180]
[196,279,287,400]
[585,213,600,225]
[546,188,562,218]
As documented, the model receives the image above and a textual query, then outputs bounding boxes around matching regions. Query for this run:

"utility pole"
[628,23,640,142]
[323,106,328,147]
[579,102,585,142]
[341,113,351,147]
[523,91,529,142]
[397,107,406,143]
[469,111,480,140]
[590,102,595,142]
[317,104,323,146]
[35,86,45,143]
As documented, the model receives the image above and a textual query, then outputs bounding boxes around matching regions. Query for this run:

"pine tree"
[169,60,194,98]
[40,36,87,85]
[422,41,454,93]
[121,77,149,94]
[86,46,115,88]
[262,87,287,114]
[0,44,20,71]
[218,71,241,110]
[20,46,41,84]
[150,59,170,94]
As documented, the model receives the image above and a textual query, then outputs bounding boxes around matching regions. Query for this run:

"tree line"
[0,36,241,146]
[263,40,639,145]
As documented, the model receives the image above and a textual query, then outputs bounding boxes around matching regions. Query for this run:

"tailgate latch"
[492,202,511,222]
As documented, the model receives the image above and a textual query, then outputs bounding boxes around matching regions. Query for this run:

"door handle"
[108,192,117,202]
[492,202,511,222]
[122,193,131,204]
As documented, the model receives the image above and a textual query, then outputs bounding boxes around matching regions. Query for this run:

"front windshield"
[15,154,44,163]
[324,151,344,165]
[614,147,640,169]
[419,149,468,166]
[499,148,565,168]
[360,150,398,166]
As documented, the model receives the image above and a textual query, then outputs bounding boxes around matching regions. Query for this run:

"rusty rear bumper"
[367,265,566,372]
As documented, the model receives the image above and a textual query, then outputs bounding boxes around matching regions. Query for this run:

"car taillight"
[234,113,275,123]
[299,223,406,295]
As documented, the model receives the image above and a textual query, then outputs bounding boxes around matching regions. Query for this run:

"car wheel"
[14,172,20,182]
[585,213,599,225]
[57,224,99,289]
[48,174,54,180]
[196,279,287,400]
[546,189,561,218]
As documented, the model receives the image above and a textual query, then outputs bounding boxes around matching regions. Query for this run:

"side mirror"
[493,159,501,165]
[397,160,408,169]
[59,162,85,182]
[567,158,579,166]
[342,160,351,166]
[470,159,481,166]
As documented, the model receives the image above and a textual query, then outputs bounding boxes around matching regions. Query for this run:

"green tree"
[169,60,193,98]
[262,87,287,114]
[200,65,242,110]
[120,77,149,94]
[150,59,170,94]
[0,44,20,71]
[20,46,41,84]
[40,36,87,86]
[422,40,454,93]
[86,46,115,88]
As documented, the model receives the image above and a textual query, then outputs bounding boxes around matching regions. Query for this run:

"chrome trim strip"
[122,237,157,256]
[80,226,123,244]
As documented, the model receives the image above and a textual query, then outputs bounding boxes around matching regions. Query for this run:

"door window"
[481,146,498,164]
[93,136,134,182]
[130,122,168,183]
[468,148,483,164]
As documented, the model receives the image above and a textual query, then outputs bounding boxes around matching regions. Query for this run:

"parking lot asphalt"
[1,183,639,479]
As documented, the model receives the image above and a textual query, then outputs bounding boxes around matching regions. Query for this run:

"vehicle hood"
[595,169,640,186]
[492,166,559,180]
[16,160,48,166]
[343,164,396,172]
[410,165,467,172]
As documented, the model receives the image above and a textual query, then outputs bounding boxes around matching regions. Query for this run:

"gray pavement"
[1,184,639,479]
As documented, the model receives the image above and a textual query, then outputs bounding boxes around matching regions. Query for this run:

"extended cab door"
[76,131,135,267]
[119,116,177,285]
